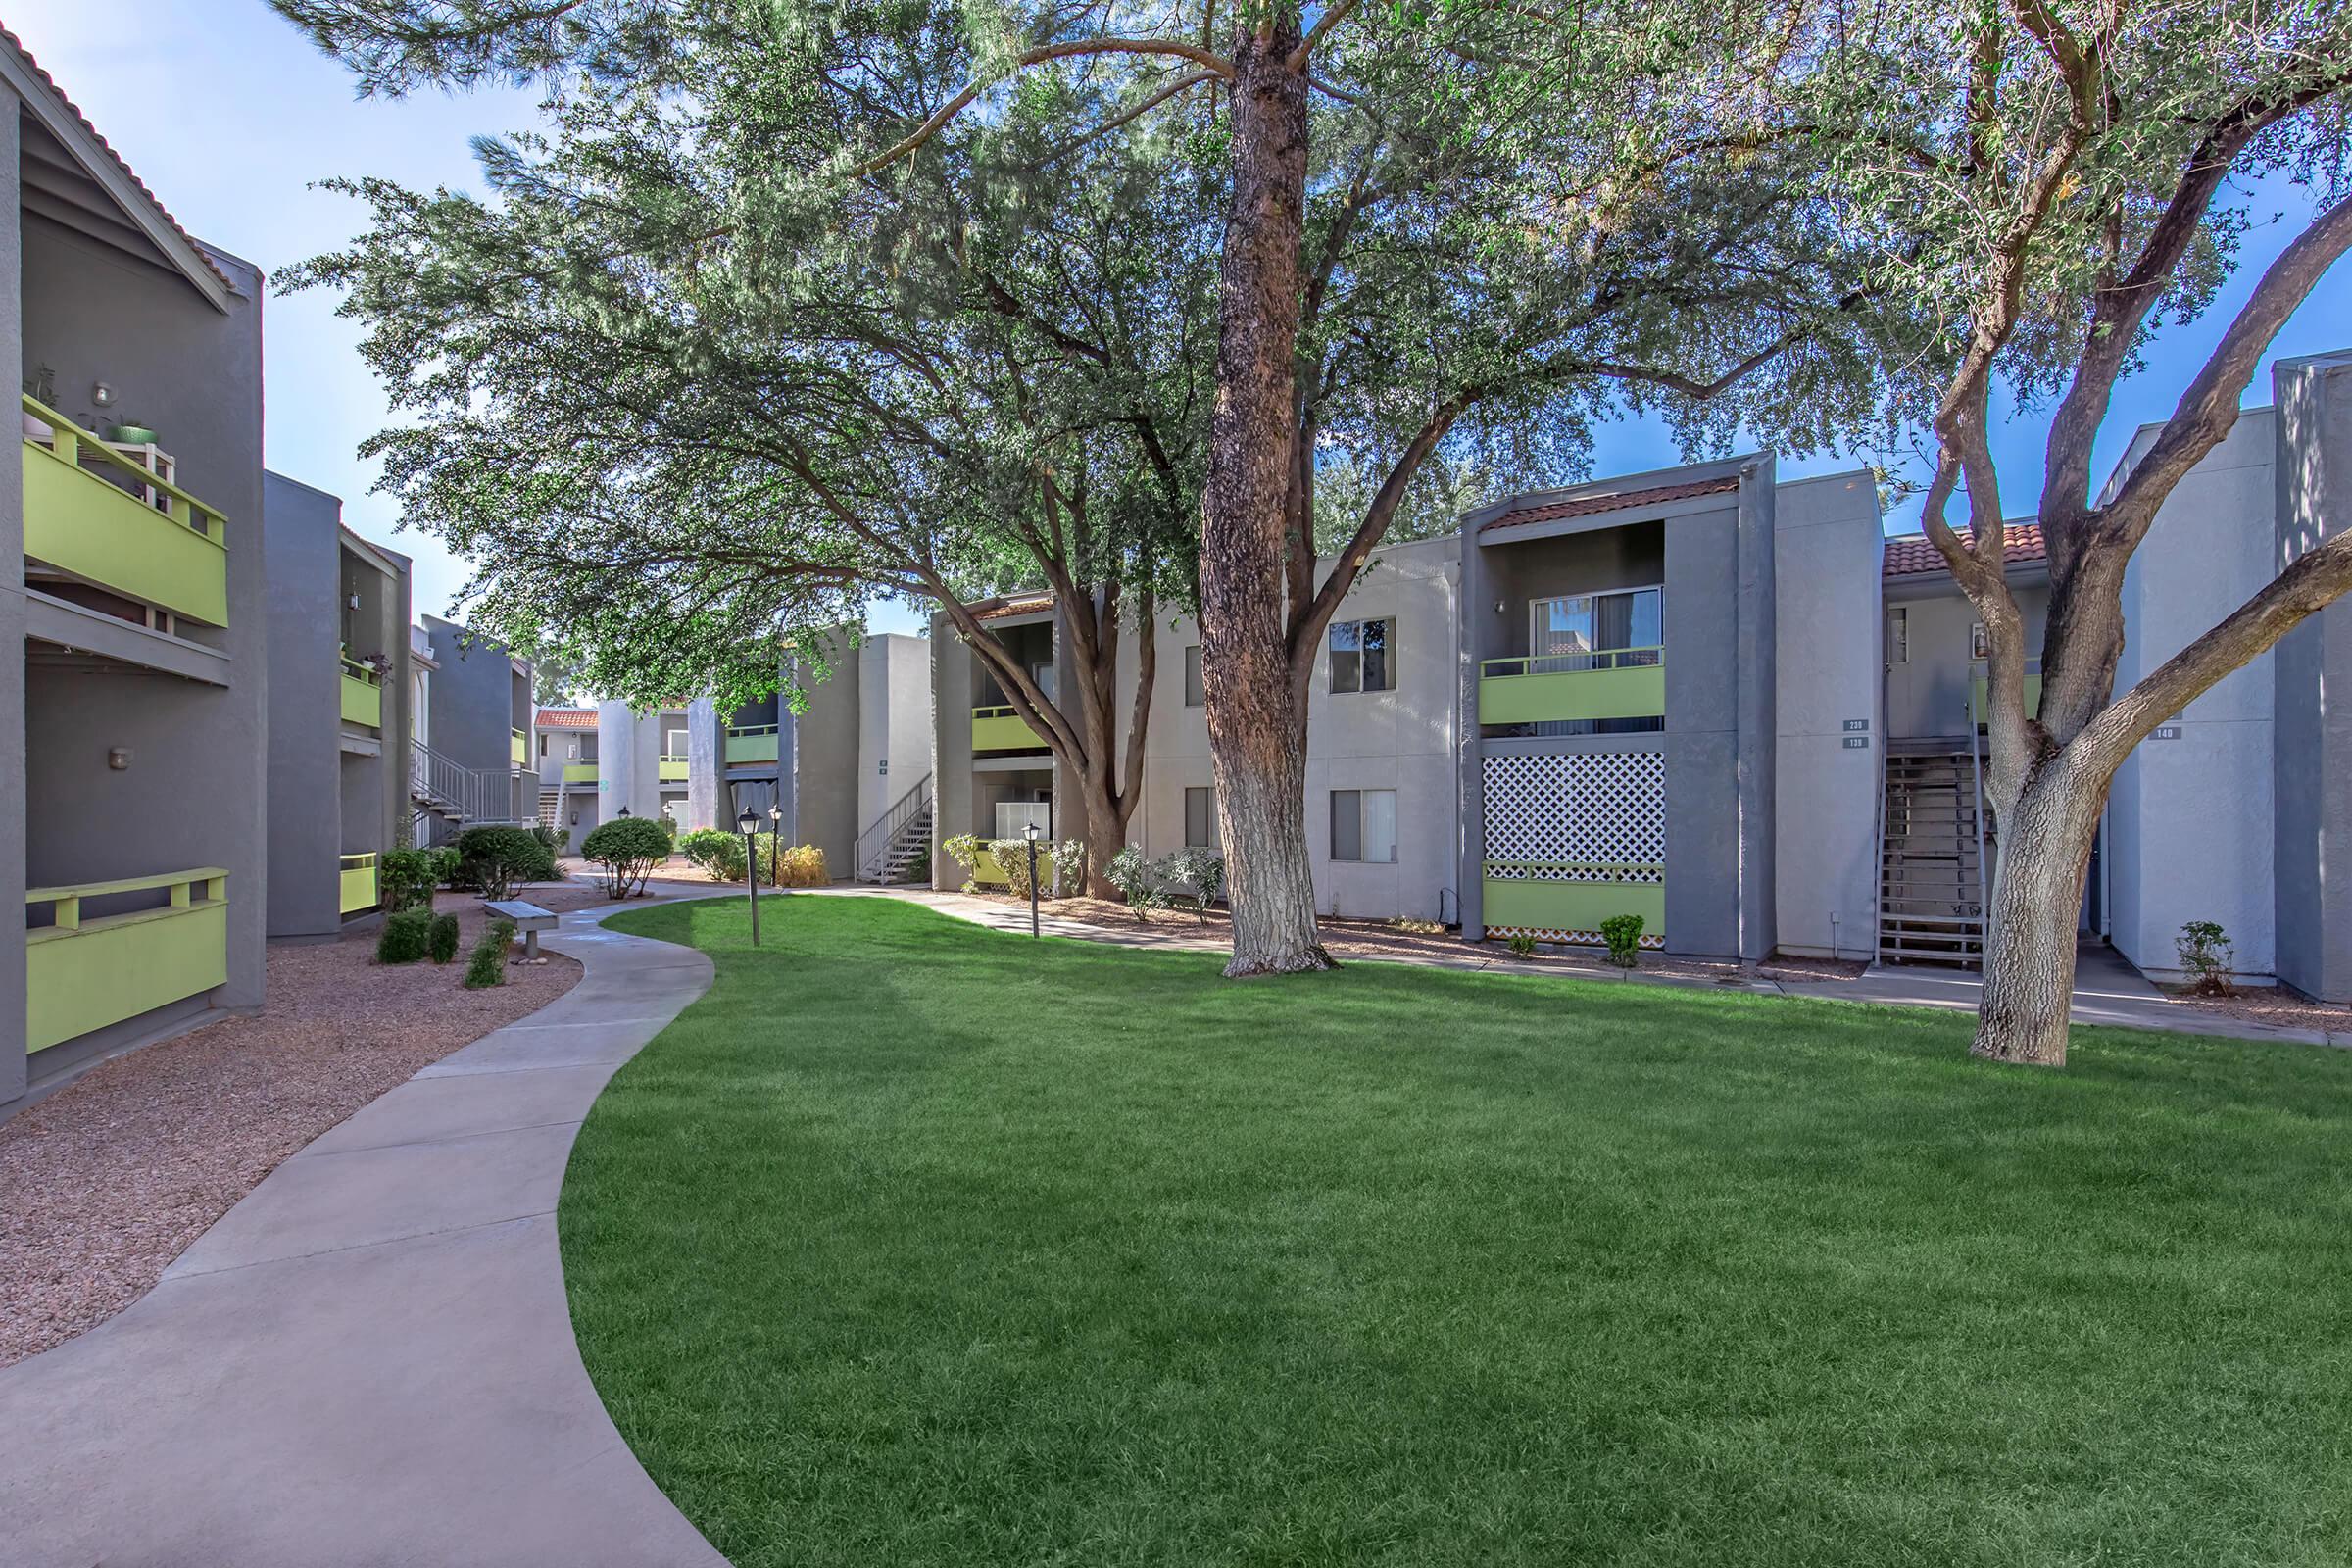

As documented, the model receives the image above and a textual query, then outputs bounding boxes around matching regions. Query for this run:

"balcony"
[340,853,379,914]
[24,868,229,1053]
[968,844,1054,888]
[512,728,528,766]
[659,753,689,782]
[1970,659,2044,722]
[725,723,779,764]
[563,761,599,784]
[1481,861,1664,941]
[971,705,1046,751]
[341,655,383,728]
[21,395,229,626]
[1479,648,1664,727]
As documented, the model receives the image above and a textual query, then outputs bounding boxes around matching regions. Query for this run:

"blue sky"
[12,1,2351,643]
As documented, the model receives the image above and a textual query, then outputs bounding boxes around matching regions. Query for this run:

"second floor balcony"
[726,723,779,765]
[972,705,1046,752]
[341,655,383,728]
[1479,647,1665,727]
[22,394,229,628]
[659,751,689,782]
[563,760,600,785]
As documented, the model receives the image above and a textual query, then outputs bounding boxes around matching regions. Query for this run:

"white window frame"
[1329,788,1398,864]
[1184,786,1218,850]
[1329,617,1396,695]
[1183,645,1204,708]
[1886,606,1909,665]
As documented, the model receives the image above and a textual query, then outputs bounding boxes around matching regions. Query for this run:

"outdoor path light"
[737,807,761,946]
[1025,820,1041,939]
[768,802,783,887]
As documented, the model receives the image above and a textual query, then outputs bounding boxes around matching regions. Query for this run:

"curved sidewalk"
[0,904,725,1568]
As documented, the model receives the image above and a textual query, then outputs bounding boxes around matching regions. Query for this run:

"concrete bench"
[481,899,558,960]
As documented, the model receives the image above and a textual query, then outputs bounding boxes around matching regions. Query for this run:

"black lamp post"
[767,802,784,887]
[1024,819,1041,938]
[737,807,761,946]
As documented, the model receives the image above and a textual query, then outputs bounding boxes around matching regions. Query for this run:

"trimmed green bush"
[376,907,433,964]
[427,912,462,964]
[581,815,671,898]
[678,827,747,882]
[428,846,465,887]
[464,919,515,988]
[1599,913,1645,969]
[378,848,437,913]
[456,824,557,899]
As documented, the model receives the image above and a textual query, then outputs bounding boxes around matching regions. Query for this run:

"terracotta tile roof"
[1883,522,2047,579]
[1481,476,1740,532]
[536,708,597,729]
[975,593,1054,621]
[4,27,235,294]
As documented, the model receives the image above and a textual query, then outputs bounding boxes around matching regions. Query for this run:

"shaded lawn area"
[564,896,2352,1568]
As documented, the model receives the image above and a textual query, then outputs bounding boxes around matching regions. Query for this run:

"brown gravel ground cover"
[2156,982,2352,1035]
[969,892,1867,984]
[0,881,607,1368]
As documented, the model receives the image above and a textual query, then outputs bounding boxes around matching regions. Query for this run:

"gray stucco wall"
[2274,350,2352,1002]
[929,611,976,885]
[425,615,522,831]
[18,225,269,1082]
[0,105,24,1099]
[792,642,862,878]
[1772,470,1883,959]
[261,472,344,939]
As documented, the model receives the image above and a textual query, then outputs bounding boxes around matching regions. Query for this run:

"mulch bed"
[2154,983,2352,1035]
[974,892,1867,985]
[0,881,603,1368]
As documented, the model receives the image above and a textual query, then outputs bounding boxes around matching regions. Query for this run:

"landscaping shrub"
[1104,848,1167,922]
[989,838,1051,899]
[1506,932,1538,959]
[378,848,437,913]
[679,827,747,882]
[1051,840,1090,898]
[581,815,671,898]
[456,824,556,899]
[427,912,461,964]
[428,846,465,887]
[1160,847,1225,923]
[941,834,986,893]
[375,907,433,964]
[2176,920,2235,995]
[777,843,827,886]
[464,919,515,988]
[1599,913,1645,969]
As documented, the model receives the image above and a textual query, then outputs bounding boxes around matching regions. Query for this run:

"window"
[1184,786,1218,850]
[1330,789,1397,863]
[664,726,688,760]
[537,733,549,758]
[1184,645,1204,707]
[1528,589,1662,671]
[1330,618,1394,693]
[1886,607,1908,665]
[1031,661,1057,702]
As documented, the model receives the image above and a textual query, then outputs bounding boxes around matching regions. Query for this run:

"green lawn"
[564,896,2352,1567]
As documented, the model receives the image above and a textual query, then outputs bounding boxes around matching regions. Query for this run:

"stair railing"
[410,736,514,826]
[855,771,934,880]
[1965,676,1990,932]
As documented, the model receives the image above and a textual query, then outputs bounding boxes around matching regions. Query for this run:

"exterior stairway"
[410,736,522,841]
[856,773,935,884]
[1879,743,1987,966]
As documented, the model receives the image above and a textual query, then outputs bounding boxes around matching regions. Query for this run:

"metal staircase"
[410,737,524,841]
[855,773,934,884]
[1878,741,1986,965]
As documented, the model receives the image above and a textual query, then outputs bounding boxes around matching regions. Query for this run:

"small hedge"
[456,825,557,899]
[427,912,462,964]
[679,827,747,882]
[464,919,515,988]
[581,815,671,898]
[376,907,433,964]
[378,848,438,913]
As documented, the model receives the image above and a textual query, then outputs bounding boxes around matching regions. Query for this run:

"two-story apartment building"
[3,32,269,1103]
[414,614,534,844]
[261,471,413,936]
[533,702,693,837]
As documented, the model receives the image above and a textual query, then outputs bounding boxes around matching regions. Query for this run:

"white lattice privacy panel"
[1482,752,1665,878]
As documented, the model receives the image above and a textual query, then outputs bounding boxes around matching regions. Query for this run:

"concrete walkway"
[819,885,2343,1048]
[0,903,726,1568]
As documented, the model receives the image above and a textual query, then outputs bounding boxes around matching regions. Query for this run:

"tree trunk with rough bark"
[1972,762,2107,1066]
[1199,8,1331,976]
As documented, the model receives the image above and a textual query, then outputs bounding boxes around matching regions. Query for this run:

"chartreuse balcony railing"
[339,853,379,915]
[725,723,779,764]
[563,760,599,784]
[512,728,528,766]
[340,655,383,728]
[971,705,1046,751]
[659,752,689,782]
[24,868,229,1053]
[22,394,229,626]
[1478,648,1664,727]
[1481,861,1664,940]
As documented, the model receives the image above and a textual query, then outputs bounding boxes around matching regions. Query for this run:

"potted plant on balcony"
[21,366,55,442]
[103,417,161,448]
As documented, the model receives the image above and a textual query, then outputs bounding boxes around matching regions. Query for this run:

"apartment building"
[3,33,268,1102]
[414,613,535,844]
[533,702,692,837]
[261,471,412,937]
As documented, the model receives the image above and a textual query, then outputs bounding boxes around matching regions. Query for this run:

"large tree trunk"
[1972,763,2106,1067]
[1068,764,1133,900]
[1199,7,1331,976]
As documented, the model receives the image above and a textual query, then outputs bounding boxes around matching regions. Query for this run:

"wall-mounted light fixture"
[107,746,132,770]
[91,383,116,410]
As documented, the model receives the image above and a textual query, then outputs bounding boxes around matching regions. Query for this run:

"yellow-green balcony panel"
[1481,862,1665,943]
[341,656,383,728]
[1970,664,2044,723]
[564,761,600,784]
[659,755,689,782]
[725,724,779,764]
[25,869,230,1053]
[512,729,528,766]
[1479,650,1664,727]
[340,853,379,914]
[22,395,229,627]
[971,705,1047,752]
